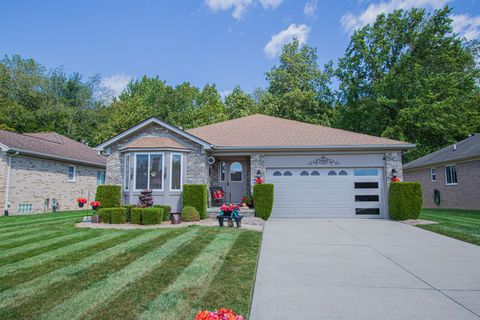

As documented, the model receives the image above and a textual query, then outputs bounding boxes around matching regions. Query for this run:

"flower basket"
[90,201,100,211]
[77,197,87,208]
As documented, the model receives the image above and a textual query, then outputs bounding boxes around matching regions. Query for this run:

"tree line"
[1,7,479,161]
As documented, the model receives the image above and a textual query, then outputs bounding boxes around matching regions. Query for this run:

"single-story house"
[404,134,480,210]
[97,114,413,218]
[0,130,107,215]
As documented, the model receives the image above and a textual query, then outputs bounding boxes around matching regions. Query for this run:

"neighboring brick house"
[404,134,480,210]
[0,130,106,215]
[97,114,413,218]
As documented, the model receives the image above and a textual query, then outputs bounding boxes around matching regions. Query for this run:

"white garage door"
[266,168,384,218]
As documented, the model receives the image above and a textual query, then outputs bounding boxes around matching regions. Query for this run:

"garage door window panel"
[354,169,378,176]
[328,170,337,176]
[273,171,282,176]
[355,195,379,202]
[355,182,379,189]
[300,170,309,176]
[356,208,380,215]
[283,171,293,176]
[311,170,320,176]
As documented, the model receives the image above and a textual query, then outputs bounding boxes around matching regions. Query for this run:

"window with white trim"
[135,153,163,190]
[430,168,436,182]
[18,203,32,214]
[97,170,106,185]
[230,162,243,181]
[170,153,183,191]
[124,155,130,191]
[67,165,76,182]
[445,165,457,185]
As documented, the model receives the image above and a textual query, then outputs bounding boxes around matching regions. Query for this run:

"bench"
[217,214,244,228]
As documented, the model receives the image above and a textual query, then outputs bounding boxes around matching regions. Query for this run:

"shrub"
[97,208,111,224]
[389,182,423,220]
[96,185,122,209]
[131,208,142,225]
[182,184,207,219]
[253,184,274,220]
[121,204,136,222]
[181,206,200,222]
[153,205,171,221]
[110,208,127,224]
[142,208,164,225]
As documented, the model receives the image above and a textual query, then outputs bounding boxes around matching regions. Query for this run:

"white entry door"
[266,168,384,218]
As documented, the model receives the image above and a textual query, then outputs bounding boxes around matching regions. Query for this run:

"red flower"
[241,197,246,201]
[196,309,244,320]
[90,201,100,207]
[255,177,264,184]
[77,197,87,204]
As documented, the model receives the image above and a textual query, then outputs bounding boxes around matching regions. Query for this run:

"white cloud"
[340,0,450,33]
[264,23,311,59]
[101,74,131,97]
[204,0,283,19]
[304,0,317,18]
[259,0,283,9]
[452,14,480,40]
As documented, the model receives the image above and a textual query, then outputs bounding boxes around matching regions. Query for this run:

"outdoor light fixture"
[256,170,262,178]
[392,168,397,177]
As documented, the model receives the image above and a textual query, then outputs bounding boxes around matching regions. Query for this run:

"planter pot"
[171,213,181,225]
[91,206,98,211]
[78,203,84,208]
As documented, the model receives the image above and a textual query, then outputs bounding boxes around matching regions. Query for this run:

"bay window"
[170,153,183,191]
[134,153,164,191]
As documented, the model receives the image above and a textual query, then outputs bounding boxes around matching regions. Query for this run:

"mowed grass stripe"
[0,231,88,259]
[0,229,176,310]
[86,228,220,320]
[0,231,139,292]
[0,229,65,249]
[139,231,239,320]
[192,230,262,318]
[0,221,79,240]
[0,216,82,232]
[0,213,85,228]
[0,232,122,278]
[41,228,200,320]
[0,211,87,224]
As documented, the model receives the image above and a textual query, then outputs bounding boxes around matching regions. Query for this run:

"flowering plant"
[213,190,225,199]
[242,193,253,208]
[255,177,264,184]
[77,198,87,204]
[90,201,100,207]
[391,177,400,182]
[196,308,244,320]
[219,203,240,217]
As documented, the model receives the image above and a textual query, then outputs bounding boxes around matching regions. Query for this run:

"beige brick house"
[97,114,412,218]
[0,130,106,215]
[404,134,480,210]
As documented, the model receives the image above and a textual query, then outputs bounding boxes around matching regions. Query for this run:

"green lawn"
[0,211,262,320]
[417,208,480,246]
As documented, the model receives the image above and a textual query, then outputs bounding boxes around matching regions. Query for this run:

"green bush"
[121,204,136,222]
[388,182,423,220]
[97,208,111,224]
[142,208,164,225]
[110,208,127,224]
[253,184,274,220]
[131,208,142,225]
[182,184,207,219]
[153,205,171,221]
[96,185,122,209]
[181,206,200,222]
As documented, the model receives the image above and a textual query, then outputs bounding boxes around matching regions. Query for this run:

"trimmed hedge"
[153,205,172,221]
[97,207,126,224]
[182,184,207,219]
[110,208,127,224]
[96,185,122,209]
[131,208,142,225]
[253,184,274,220]
[143,208,163,225]
[181,206,200,222]
[121,204,136,222]
[388,182,423,220]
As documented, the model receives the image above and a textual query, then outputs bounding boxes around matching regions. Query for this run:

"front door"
[218,160,247,204]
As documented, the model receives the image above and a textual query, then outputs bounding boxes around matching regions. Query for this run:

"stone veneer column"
[0,151,7,214]
[250,153,266,192]
[385,151,403,189]
[105,146,122,185]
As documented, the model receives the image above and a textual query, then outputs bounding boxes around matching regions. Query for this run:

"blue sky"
[2,0,479,97]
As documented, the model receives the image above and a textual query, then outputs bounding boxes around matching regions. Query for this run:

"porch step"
[207,207,255,218]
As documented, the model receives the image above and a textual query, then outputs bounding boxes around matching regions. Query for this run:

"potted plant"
[171,212,181,224]
[90,200,100,211]
[243,193,254,209]
[218,203,241,227]
[77,197,87,208]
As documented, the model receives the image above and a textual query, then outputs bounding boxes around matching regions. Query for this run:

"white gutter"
[4,151,19,216]
[212,143,416,151]
[6,148,106,168]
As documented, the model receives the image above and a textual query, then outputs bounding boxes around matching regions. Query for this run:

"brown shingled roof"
[186,114,410,148]
[0,130,106,167]
[121,137,190,150]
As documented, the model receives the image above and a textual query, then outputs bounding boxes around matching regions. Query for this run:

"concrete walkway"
[250,219,480,320]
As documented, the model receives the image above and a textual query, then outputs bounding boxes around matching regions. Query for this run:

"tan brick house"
[97,114,413,218]
[0,130,106,215]
[404,134,480,210]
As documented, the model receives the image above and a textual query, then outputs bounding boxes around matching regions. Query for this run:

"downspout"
[4,151,19,216]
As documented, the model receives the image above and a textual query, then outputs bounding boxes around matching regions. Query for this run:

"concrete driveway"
[250,219,480,320]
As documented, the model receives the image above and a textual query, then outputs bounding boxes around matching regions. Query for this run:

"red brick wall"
[404,160,480,210]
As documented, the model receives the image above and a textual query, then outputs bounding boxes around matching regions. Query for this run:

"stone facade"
[404,160,480,210]
[4,155,102,215]
[0,151,7,214]
[385,151,403,189]
[250,153,266,192]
